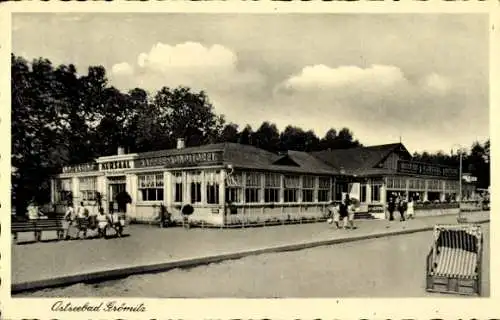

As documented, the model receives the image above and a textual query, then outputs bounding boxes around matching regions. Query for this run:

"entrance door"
[109,183,126,212]
[107,176,127,213]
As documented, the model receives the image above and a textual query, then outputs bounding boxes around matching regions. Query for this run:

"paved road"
[12,211,489,287]
[18,223,489,297]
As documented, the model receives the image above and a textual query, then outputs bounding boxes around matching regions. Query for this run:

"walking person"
[406,196,415,219]
[387,196,396,221]
[327,201,341,229]
[62,203,75,240]
[347,198,357,230]
[398,195,407,221]
[339,195,350,229]
[76,201,88,239]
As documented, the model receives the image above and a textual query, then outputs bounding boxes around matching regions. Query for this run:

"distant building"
[51,141,474,226]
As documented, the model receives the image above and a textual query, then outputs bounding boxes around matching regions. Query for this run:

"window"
[264,173,280,203]
[205,170,220,204]
[445,180,459,192]
[427,179,440,191]
[245,172,261,203]
[56,179,72,202]
[409,179,418,190]
[284,175,300,203]
[79,177,97,201]
[318,177,331,202]
[360,185,367,203]
[226,172,243,203]
[387,177,405,189]
[172,172,183,203]
[386,177,394,189]
[371,185,381,202]
[302,176,315,202]
[418,179,426,190]
[138,173,164,201]
[188,171,202,204]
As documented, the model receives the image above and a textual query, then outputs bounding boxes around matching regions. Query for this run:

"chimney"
[117,146,125,155]
[177,138,186,149]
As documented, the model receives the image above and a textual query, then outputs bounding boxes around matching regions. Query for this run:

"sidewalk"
[12,211,490,292]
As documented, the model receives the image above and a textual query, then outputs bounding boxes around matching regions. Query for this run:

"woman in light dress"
[62,204,75,240]
[96,208,109,238]
[406,196,415,219]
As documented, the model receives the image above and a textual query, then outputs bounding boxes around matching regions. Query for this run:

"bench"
[426,224,483,296]
[12,218,65,244]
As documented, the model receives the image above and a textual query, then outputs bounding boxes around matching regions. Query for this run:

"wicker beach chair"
[426,224,483,296]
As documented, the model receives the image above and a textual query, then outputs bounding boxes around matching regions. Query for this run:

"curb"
[12,219,490,294]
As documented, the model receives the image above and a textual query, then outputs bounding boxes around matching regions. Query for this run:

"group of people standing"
[62,202,124,239]
[327,192,416,227]
[387,193,415,221]
[327,194,357,230]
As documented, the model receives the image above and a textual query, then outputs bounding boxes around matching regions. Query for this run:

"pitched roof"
[134,142,416,176]
[136,142,338,175]
[311,143,411,175]
[223,144,335,174]
[285,150,339,174]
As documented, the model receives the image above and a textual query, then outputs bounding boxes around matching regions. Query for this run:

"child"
[347,199,357,230]
[327,201,341,229]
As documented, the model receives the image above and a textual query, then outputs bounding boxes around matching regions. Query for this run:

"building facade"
[52,141,473,226]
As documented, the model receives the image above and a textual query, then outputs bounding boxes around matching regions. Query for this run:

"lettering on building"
[136,151,223,168]
[101,160,132,171]
[62,162,98,174]
[397,160,459,178]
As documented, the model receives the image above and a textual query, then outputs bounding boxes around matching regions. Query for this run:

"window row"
[55,177,98,202]
[386,177,457,191]
[225,172,332,204]
[56,172,333,204]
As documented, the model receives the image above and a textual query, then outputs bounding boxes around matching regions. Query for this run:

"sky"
[12,13,490,154]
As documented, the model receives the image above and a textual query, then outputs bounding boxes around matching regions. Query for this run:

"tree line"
[11,54,490,215]
[11,54,362,214]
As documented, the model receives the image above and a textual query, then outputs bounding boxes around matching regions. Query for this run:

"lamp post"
[452,145,464,223]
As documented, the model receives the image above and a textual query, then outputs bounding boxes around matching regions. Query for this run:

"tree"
[319,128,337,150]
[252,122,280,152]
[153,86,221,148]
[279,125,314,151]
[11,55,71,214]
[218,123,239,143]
[238,125,254,145]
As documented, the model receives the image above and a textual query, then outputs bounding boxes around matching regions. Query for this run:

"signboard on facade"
[462,173,478,183]
[397,160,459,178]
[62,162,98,174]
[101,160,132,171]
[135,151,223,168]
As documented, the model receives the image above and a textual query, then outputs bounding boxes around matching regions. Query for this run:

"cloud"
[110,41,266,103]
[111,62,134,76]
[137,42,236,71]
[283,64,405,91]
[421,73,452,95]
[271,64,466,142]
